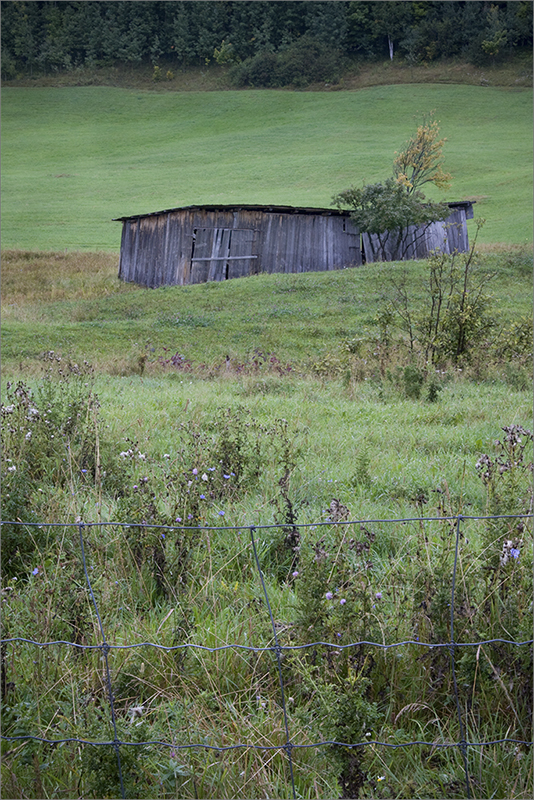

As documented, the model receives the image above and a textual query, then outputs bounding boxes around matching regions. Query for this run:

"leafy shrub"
[230,38,345,88]
[1,354,98,577]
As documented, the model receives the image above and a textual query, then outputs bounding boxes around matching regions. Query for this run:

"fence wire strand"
[2,512,532,800]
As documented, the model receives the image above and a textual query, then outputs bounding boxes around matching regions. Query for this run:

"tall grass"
[1,242,533,796]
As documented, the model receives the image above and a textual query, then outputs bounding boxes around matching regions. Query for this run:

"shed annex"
[114,201,475,288]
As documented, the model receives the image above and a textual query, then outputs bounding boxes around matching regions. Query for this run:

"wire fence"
[1,513,532,800]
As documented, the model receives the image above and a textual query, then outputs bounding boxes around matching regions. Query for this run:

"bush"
[230,38,345,88]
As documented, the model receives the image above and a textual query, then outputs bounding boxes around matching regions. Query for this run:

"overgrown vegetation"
[1,243,533,798]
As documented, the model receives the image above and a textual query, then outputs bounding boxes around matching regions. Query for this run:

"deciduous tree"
[393,112,452,195]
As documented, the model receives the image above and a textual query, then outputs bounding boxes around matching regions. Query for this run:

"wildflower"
[32,567,39,576]
[163,453,170,459]
[510,548,520,559]
[375,592,382,600]
[377,776,385,782]
[202,473,208,481]
[25,431,32,441]
[292,571,299,578]
[161,533,165,539]
[188,514,193,520]
[218,510,225,516]
[138,453,146,461]
[192,468,198,475]
[176,517,182,523]
[224,474,231,479]
[133,484,138,490]
[325,591,333,600]
[340,598,346,605]
[81,469,87,473]
[337,633,342,638]
[208,467,216,471]
[7,465,16,473]
[199,494,206,500]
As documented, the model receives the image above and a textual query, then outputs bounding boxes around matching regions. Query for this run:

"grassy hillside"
[1,247,532,799]
[1,84,532,251]
[1,245,532,374]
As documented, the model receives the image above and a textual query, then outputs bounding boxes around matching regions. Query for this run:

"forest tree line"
[1,1,532,83]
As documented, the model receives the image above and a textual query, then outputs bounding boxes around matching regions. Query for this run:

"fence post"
[450,514,471,799]
[249,525,296,800]
[78,520,125,800]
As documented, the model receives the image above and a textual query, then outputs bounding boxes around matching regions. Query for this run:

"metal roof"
[113,200,474,224]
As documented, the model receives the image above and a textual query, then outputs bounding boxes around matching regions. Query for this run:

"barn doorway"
[190,227,257,283]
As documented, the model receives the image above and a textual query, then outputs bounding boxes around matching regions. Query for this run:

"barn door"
[190,228,257,283]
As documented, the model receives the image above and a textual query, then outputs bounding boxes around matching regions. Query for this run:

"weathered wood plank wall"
[117,205,361,288]
[362,205,473,264]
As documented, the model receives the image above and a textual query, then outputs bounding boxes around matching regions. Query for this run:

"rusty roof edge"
[112,200,474,223]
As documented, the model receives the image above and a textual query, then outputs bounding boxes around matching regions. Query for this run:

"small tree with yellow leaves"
[393,112,452,195]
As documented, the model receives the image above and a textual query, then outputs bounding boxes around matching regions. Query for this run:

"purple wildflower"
[199,494,206,500]
[510,548,520,559]
[32,567,39,576]
[325,591,333,600]
[192,468,198,475]
[340,598,346,605]
[218,510,225,516]
[292,571,299,578]
[375,592,382,600]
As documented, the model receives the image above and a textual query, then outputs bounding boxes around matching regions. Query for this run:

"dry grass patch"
[1,250,131,311]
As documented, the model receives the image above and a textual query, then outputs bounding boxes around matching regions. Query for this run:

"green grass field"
[1,79,533,800]
[1,84,532,251]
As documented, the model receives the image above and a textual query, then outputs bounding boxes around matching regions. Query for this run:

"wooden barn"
[114,201,474,288]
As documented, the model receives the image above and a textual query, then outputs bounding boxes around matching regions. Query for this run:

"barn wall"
[119,208,361,287]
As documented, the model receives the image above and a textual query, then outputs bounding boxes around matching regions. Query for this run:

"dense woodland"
[1,1,532,84]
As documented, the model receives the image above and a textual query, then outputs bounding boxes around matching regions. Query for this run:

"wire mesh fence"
[1,513,532,799]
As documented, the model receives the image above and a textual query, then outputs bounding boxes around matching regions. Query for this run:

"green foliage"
[333,178,449,239]
[1,1,531,78]
[229,36,345,88]
[393,112,452,194]
[1,354,99,577]
[382,220,499,366]
[332,113,452,262]
[213,39,240,66]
